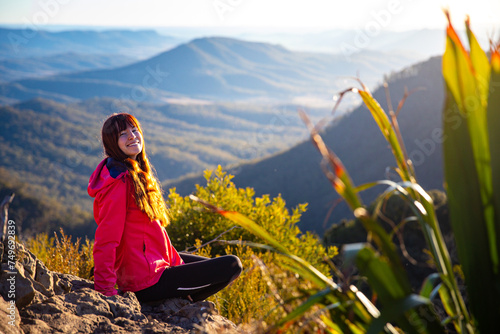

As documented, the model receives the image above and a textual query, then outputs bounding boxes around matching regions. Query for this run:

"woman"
[88,113,242,302]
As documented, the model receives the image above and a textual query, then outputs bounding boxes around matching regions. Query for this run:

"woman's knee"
[224,255,243,279]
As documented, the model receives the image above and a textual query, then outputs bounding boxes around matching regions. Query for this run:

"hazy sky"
[0,0,498,33]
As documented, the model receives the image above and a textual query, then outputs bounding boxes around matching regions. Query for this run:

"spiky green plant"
[441,11,500,333]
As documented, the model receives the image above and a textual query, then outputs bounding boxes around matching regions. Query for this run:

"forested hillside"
[0,97,325,216]
[0,168,95,238]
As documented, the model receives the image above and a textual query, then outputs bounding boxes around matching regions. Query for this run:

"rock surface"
[0,242,239,333]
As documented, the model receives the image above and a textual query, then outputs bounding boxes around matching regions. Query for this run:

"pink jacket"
[88,158,184,296]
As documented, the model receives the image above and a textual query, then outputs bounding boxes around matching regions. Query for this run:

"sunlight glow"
[0,0,498,33]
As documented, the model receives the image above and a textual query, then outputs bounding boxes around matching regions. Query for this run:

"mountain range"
[238,28,449,57]
[0,35,422,105]
[0,52,136,83]
[0,28,448,236]
[0,28,181,59]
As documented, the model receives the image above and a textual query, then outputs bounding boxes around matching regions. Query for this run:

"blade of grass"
[357,89,414,183]
[277,288,336,327]
[299,109,363,211]
[419,273,441,299]
[356,246,444,334]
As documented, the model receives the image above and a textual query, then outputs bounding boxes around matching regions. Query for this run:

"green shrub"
[167,166,336,273]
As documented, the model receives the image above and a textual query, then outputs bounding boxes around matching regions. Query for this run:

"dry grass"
[24,228,94,280]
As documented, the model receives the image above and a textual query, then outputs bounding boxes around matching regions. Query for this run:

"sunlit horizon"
[0,0,498,35]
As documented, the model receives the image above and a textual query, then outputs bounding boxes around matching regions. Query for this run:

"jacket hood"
[88,158,128,198]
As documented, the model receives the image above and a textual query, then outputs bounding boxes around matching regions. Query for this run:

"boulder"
[0,295,22,334]
[0,242,239,333]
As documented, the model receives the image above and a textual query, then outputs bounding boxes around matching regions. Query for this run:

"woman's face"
[118,124,143,160]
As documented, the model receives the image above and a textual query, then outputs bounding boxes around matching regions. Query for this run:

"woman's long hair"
[101,113,169,226]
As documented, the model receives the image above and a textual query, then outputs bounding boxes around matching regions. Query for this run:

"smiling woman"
[99,113,170,228]
[87,113,242,302]
[117,125,143,160]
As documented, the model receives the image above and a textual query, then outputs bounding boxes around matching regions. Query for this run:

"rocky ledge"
[0,242,238,333]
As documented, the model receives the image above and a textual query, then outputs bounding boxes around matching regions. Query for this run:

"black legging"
[134,253,242,303]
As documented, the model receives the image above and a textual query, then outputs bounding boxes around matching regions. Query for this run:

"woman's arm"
[93,177,127,296]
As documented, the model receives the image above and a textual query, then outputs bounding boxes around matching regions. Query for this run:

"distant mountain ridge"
[2,25,461,58]
[167,56,446,233]
[0,36,421,105]
[0,52,136,83]
[238,29,449,57]
[0,28,182,59]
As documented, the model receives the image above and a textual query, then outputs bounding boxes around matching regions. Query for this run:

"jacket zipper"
[143,241,151,277]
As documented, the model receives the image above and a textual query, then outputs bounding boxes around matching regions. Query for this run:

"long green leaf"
[299,109,363,210]
[215,209,339,291]
[487,46,500,264]
[367,295,440,334]
[419,273,441,299]
[357,89,413,183]
[465,17,490,104]
[442,14,500,333]
[276,288,336,327]
[480,44,500,332]
[487,45,500,269]
[356,247,444,334]
[443,11,496,271]
[355,246,409,301]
